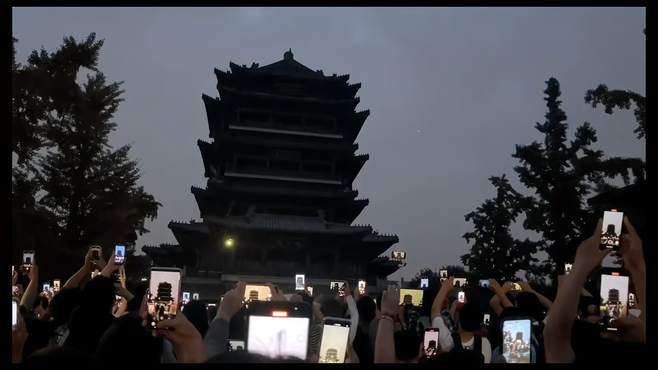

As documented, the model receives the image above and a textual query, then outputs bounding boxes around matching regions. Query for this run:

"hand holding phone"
[358,280,366,295]
[502,318,532,363]
[600,210,623,251]
[114,244,126,265]
[574,219,613,275]
[423,328,440,358]
[218,281,246,321]
[295,274,305,291]
[318,317,351,363]
[147,267,182,329]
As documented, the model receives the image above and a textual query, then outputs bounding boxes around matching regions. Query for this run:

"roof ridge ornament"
[284,48,294,61]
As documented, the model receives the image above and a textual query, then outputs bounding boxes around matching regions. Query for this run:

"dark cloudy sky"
[13,7,645,280]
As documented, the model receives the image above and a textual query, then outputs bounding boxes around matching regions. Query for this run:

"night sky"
[12,7,645,280]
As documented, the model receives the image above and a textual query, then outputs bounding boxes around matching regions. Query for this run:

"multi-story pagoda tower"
[144,50,400,298]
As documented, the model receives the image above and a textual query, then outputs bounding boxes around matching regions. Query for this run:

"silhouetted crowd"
[11,217,646,364]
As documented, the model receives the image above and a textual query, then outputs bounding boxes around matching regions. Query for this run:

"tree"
[12,33,160,280]
[585,29,646,139]
[512,78,644,277]
[585,85,645,139]
[461,175,542,282]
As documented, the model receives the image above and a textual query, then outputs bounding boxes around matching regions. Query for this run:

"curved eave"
[207,178,358,200]
[205,215,373,235]
[169,221,209,235]
[368,258,401,277]
[202,94,223,139]
[338,198,369,223]
[346,154,369,182]
[218,85,359,108]
[346,83,361,98]
[344,110,369,142]
[191,185,232,218]
[361,234,399,256]
[229,61,350,83]
[197,140,215,178]
[219,133,358,154]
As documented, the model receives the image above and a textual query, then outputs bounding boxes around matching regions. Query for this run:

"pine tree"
[585,29,646,139]
[12,33,160,273]
[37,72,160,251]
[513,78,644,276]
[461,175,542,282]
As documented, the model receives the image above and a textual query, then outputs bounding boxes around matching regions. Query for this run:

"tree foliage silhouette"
[12,33,160,261]
[461,175,542,282]
[512,78,643,276]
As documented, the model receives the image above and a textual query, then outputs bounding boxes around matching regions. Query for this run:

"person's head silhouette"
[606,224,616,234]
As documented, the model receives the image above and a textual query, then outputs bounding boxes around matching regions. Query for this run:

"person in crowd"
[353,294,377,363]
[47,287,81,347]
[451,302,490,362]
[308,294,347,360]
[394,329,422,363]
[182,300,210,337]
[96,313,163,363]
[64,275,117,353]
[544,217,646,363]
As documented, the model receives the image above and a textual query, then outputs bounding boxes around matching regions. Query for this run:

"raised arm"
[544,220,609,363]
[519,281,553,309]
[205,281,245,359]
[344,284,360,344]
[20,265,39,310]
[488,279,513,316]
[431,277,454,320]
[63,248,93,290]
[374,286,399,363]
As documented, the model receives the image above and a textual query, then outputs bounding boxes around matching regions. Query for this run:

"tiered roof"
[146,50,399,278]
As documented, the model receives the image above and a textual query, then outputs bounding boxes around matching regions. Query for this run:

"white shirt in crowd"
[431,316,492,363]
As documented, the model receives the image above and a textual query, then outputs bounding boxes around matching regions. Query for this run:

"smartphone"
[43,283,51,293]
[228,339,245,352]
[483,313,491,326]
[90,246,102,261]
[13,300,18,327]
[391,251,406,260]
[330,281,345,296]
[600,210,623,250]
[191,293,199,300]
[246,300,312,360]
[91,270,101,279]
[295,274,305,291]
[423,328,440,358]
[23,250,35,271]
[318,317,351,363]
[12,285,20,297]
[502,318,532,363]
[358,280,366,295]
[306,286,313,296]
[182,292,190,303]
[458,291,466,303]
[439,270,448,280]
[420,278,429,289]
[244,284,272,302]
[628,293,636,308]
[512,282,522,291]
[53,279,61,292]
[114,244,126,265]
[479,279,490,288]
[399,288,424,307]
[599,273,629,331]
[564,263,573,275]
[147,267,182,329]
[453,278,467,288]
